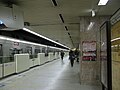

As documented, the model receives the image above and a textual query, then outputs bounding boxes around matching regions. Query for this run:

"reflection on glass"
[100,22,108,88]
[25,46,33,59]
[42,47,46,53]
[34,48,40,58]
[3,56,14,63]
[0,44,3,64]
[0,57,2,64]
[34,54,37,58]
[111,21,120,90]
[29,55,34,59]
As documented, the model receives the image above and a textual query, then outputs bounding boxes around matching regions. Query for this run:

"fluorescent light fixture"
[0,35,47,47]
[102,42,104,46]
[98,0,109,5]
[87,22,95,30]
[0,20,3,24]
[111,46,114,48]
[114,45,118,47]
[111,45,119,48]
[111,37,120,42]
[51,0,58,6]
[23,28,70,49]
[48,46,69,51]
[92,10,95,17]
[0,35,69,51]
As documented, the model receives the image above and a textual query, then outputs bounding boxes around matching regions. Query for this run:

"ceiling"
[0,0,119,48]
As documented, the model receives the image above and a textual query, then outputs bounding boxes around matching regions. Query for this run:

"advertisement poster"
[82,41,96,61]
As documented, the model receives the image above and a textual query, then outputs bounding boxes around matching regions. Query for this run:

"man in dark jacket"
[69,50,75,67]
[74,49,79,62]
[60,51,65,60]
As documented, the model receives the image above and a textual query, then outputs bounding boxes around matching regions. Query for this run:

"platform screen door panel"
[0,44,3,64]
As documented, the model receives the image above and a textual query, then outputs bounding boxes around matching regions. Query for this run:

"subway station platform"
[0,56,101,90]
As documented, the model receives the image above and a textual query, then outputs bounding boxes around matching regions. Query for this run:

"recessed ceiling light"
[0,20,3,24]
[87,22,95,30]
[51,0,58,6]
[59,14,64,23]
[98,0,109,5]
[92,10,95,17]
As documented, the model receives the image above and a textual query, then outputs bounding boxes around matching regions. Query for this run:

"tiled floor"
[0,56,101,90]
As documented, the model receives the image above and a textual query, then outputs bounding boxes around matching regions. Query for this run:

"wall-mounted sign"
[12,42,19,49]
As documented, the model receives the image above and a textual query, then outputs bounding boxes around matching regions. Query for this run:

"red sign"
[82,41,96,61]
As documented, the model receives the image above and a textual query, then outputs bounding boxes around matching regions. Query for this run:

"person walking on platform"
[60,51,65,60]
[69,50,75,67]
[74,49,79,62]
